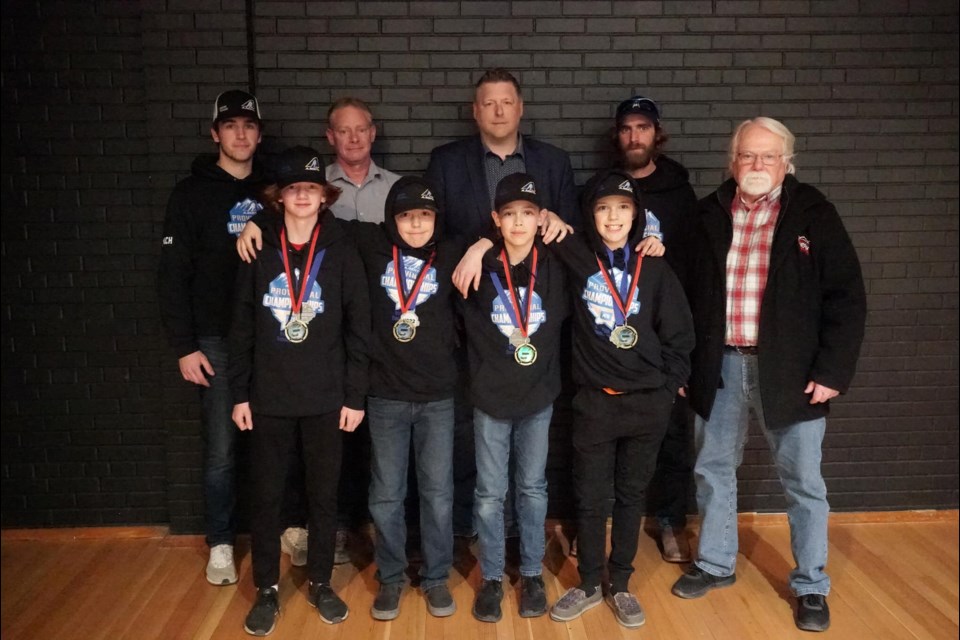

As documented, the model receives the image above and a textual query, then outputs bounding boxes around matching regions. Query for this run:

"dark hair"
[327,97,373,127]
[475,68,522,98]
[260,182,342,216]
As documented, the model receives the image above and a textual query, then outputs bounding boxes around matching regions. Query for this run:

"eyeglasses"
[736,152,784,166]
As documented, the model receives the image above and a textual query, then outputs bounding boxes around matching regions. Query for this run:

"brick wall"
[2,0,957,530]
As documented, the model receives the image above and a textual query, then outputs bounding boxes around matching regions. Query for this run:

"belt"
[725,345,759,356]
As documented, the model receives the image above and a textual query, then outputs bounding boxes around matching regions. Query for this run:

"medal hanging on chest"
[490,248,539,366]
[391,246,435,343]
[596,252,643,350]
[280,224,323,344]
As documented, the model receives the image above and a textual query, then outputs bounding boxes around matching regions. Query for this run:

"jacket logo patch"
[305,157,321,171]
[421,189,434,201]
[798,235,810,255]
[227,198,263,237]
[162,236,174,245]
[521,181,537,194]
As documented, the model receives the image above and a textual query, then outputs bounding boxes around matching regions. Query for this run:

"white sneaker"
[281,527,308,567]
[206,543,238,585]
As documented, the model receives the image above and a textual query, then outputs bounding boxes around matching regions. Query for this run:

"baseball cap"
[212,89,262,124]
[494,173,541,211]
[388,177,439,217]
[589,171,638,208]
[274,146,326,188]
[615,95,660,126]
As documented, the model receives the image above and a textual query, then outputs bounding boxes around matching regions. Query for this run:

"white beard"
[739,171,773,198]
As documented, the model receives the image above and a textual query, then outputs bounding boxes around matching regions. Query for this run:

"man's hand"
[453,238,493,298]
[233,402,253,430]
[237,221,263,263]
[804,381,839,405]
[178,350,214,387]
[635,235,665,257]
[339,407,365,432]
[539,210,574,244]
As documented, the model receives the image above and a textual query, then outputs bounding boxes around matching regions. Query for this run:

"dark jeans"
[197,337,236,548]
[572,387,673,593]
[646,395,693,529]
[249,411,342,587]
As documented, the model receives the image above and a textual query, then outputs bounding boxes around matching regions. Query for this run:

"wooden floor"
[2,512,957,640]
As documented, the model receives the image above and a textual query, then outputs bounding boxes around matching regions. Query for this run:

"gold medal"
[514,341,538,366]
[392,319,417,343]
[610,324,639,350]
[284,318,309,343]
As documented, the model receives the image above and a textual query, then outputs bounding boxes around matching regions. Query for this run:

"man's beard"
[739,171,774,197]
[621,145,653,172]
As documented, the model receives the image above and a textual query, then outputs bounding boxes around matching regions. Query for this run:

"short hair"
[474,68,522,100]
[260,182,341,217]
[327,97,373,128]
[728,117,796,175]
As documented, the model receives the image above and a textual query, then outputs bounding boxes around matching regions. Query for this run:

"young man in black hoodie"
[157,89,265,587]
[228,146,370,635]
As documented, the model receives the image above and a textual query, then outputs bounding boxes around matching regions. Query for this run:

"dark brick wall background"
[2,0,957,532]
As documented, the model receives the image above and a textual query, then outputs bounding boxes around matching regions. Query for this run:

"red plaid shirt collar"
[724,185,783,346]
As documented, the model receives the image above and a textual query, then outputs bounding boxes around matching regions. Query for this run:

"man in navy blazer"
[425,68,578,243]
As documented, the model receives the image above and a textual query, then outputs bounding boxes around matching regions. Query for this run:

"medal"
[514,341,538,366]
[299,304,316,324]
[490,248,539,366]
[596,253,644,350]
[284,318,309,343]
[391,246,434,342]
[280,223,323,344]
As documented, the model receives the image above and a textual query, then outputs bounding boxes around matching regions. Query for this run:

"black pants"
[250,411,342,587]
[646,395,693,528]
[572,387,673,594]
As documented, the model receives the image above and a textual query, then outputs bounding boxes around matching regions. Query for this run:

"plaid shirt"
[724,186,782,346]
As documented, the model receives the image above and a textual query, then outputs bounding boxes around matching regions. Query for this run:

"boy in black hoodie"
[460,174,569,623]
[546,170,694,629]
[228,146,370,635]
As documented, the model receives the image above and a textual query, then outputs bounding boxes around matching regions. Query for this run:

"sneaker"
[244,587,279,636]
[659,525,691,563]
[550,585,602,621]
[334,528,350,565]
[519,575,547,618]
[424,584,456,617]
[605,591,645,628]
[371,582,403,621]
[671,566,736,599]
[796,594,831,632]
[206,544,238,586]
[472,579,503,623]
[309,582,349,624]
[280,527,308,567]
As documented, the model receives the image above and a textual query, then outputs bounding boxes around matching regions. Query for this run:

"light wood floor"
[2,512,957,640]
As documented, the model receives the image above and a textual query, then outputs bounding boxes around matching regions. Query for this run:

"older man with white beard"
[672,117,866,633]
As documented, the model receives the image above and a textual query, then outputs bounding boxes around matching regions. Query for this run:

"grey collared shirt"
[325,160,400,224]
[482,135,526,209]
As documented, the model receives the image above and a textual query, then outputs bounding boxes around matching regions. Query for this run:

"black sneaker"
[796,594,831,632]
[424,583,456,617]
[519,575,547,618]
[309,582,349,624]
[472,579,503,623]
[244,587,280,636]
[671,566,736,599]
[371,582,402,621]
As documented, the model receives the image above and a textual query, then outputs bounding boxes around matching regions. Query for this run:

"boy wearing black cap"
[157,89,265,587]
[460,173,570,623]
[228,146,370,635]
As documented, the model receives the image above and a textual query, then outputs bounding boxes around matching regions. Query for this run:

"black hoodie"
[553,170,695,396]
[158,154,266,357]
[228,209,370,416]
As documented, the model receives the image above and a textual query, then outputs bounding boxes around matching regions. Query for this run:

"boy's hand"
[339,407,364,432]
[237,221,263,263]
[179,350,214,387]
[233,402,253,430]
[539,210,574,244]
[453,238,493,298]
[635,235,665,257]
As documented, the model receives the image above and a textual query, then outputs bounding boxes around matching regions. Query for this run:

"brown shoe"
[659,525,691,563]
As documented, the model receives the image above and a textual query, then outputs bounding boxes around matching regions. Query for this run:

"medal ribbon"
[392,246,436,315]
[489,247,538,338]
[280,223,322,317]
[596,251,643,326]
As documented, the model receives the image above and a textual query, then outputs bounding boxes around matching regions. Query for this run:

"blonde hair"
[728,117,796,175]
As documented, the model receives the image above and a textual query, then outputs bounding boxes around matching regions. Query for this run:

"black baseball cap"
[615,95,660,126]
[274,146,326,188]
[388,177,439,217]
[494,173,541,211]
[212,89,262,124]
[589,171,638,209]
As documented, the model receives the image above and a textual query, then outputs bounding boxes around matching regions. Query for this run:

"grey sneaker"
[605,591,645,628]
[371,582,403,621]
[549,585,602,621]
[424,584,456,617]
[206,544,238,586]
[334,528,350,565]
[280,527,308,567]
[243,587,279,636]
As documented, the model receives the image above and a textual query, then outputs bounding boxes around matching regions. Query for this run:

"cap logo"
[305,157,321,171]
[521,181,536,194]
[241,99,256,111]
[218,105,228,113]
[618,180,634,193]
[421,188,434,201]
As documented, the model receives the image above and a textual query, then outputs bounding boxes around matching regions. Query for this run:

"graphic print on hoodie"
[581,261,641,340]
[263,258,325,338]
[379,254,440,323]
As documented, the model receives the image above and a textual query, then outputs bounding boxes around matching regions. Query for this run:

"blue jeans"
[693,351,830,596]
[368,397,454,589]
[473,405,552,581]
[198,337,236,547]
